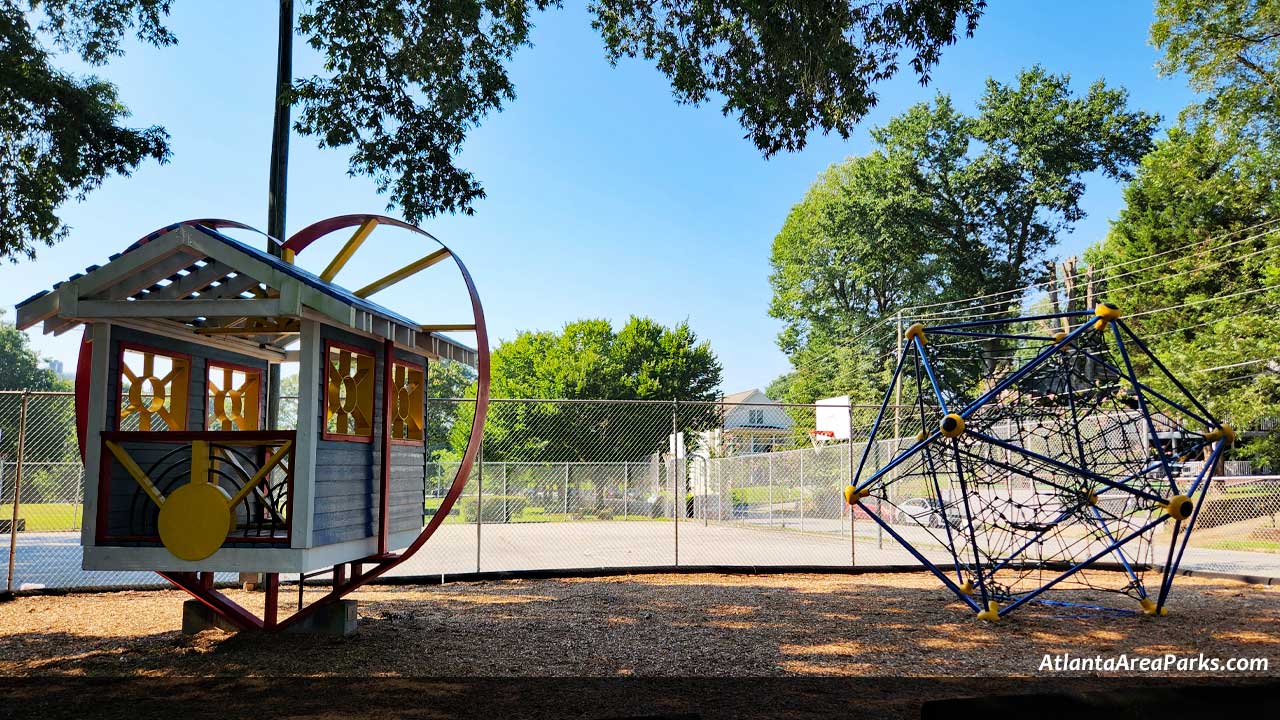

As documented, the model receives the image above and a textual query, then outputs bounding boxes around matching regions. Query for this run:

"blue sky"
[4,2,1196,392]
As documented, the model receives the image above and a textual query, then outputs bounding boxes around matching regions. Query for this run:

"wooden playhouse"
[14,215,488,630]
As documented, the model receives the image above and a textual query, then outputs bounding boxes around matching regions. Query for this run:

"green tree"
[2,0,986,261]
[769,67,1158,403]
[1086,1,1280,465]
[1152,0,1280,137]
[0,310,74,465]
[475,316,722,462]
[0,2,171,261]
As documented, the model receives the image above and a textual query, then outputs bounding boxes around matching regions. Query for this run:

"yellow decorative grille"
[325,343,375,438]
[207,364,262,431]
[391,362,424,442]
[119,347,189,431]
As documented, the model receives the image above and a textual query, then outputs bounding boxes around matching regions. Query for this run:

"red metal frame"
[321,339,377,443]
[95,430,297,547]
[114,341,193,431]
[204,360,267,431]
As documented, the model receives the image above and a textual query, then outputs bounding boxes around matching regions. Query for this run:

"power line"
[900,220,1280,322]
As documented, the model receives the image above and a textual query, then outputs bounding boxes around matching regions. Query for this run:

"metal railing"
[3,390,1278,591]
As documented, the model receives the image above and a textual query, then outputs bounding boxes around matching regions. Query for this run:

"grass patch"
[7,503,82,532]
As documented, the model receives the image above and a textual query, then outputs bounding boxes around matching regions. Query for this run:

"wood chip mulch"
[1,572,1277,677]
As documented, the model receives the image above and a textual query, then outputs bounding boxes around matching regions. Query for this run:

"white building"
[701,388,794,456]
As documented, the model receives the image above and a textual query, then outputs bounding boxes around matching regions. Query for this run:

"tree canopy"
[467,316,721,462]
[768,67,1157,404]
[1087,0,1280,465]
[1,0,985,262]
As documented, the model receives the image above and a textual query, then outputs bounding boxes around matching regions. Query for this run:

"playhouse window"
[390,362,425,443]
[118,346,190,431]
[324,342,375,440]
[206,362,262,431]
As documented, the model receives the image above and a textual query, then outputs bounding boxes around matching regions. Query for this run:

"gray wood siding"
[101,324,269,542]
[310,330,429,546]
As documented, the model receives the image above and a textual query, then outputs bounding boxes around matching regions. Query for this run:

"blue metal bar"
[948,437,990,607]
[1089,505,1145,597]
[968,430,1167,504]
[1155,440,1227,609]
[957,319,1097,418]
[914,335,949,414]
[1184,438,1227,497]
[855,499,982,612]
[854,431,939,492]
[924,445,965,583]
[927,309,1095,332]
[1075,347,1214,429]
[851,344,911,484]
[1117,320,1221,428]
[928,329,1059,342]
[998,514,1170,616]
[1110,322,1178,494]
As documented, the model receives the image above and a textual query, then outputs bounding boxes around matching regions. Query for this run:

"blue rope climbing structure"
[843,304,1236,621]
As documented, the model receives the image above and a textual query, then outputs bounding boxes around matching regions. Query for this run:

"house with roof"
[702,388,794,456]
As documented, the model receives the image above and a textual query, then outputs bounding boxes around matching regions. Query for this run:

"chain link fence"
[2,390,1278,591]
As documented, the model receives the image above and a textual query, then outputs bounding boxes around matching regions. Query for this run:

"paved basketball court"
[4,521,1278,590]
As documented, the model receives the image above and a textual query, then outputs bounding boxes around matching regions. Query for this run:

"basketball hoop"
[809,429,835,453]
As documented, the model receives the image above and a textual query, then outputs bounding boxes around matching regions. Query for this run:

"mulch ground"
[1,571,1277,678]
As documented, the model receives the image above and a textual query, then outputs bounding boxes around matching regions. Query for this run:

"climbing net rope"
[844,305,1236,621]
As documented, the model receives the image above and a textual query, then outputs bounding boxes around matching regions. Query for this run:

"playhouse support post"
[378,339,394,556]
[264,573,279,628]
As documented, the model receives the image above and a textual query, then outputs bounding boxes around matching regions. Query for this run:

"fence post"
[476,439,483,573]
[767,454,774,528]
[563,464,569,516]
[623,463,629,520]
[849,403,856,567]
[7,391,30,593]
[501,462,508,522]
[799,450,805,532]
[672,399,679,567]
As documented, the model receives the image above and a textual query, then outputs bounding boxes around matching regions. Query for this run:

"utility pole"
[266,0,293,432]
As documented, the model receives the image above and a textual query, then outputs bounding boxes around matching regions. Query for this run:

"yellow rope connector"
[1053,330,1068,344]
[958,580,975,596]
[1139,598,1169,616]
[915,429,928,442]
[976,600,1001,622]
[1160,494,1195,521]
[843,485,871,505]
[1093,302,1122,330]
[1204,424,1237,447]
[904,322,927,346]
[939,413,966,438]
[1084,489,1099,506]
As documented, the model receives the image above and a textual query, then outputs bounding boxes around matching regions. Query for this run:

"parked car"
[895,497,958,529]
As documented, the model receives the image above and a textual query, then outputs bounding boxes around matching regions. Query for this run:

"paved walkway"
[4,521,1278,590]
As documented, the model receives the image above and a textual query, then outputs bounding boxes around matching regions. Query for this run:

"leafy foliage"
[0,309,62,391]
[591,0,985,156]
[0,1,170,261]
[3,1,986,259]
[1152,0,1280,136]
[471,316,722,461]
[1087,2,1280,465]
[769,67,1157,404]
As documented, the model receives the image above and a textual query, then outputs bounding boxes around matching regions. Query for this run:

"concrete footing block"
[181,599,359,636]
[181,600,245,635]
[282,599,359,637]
